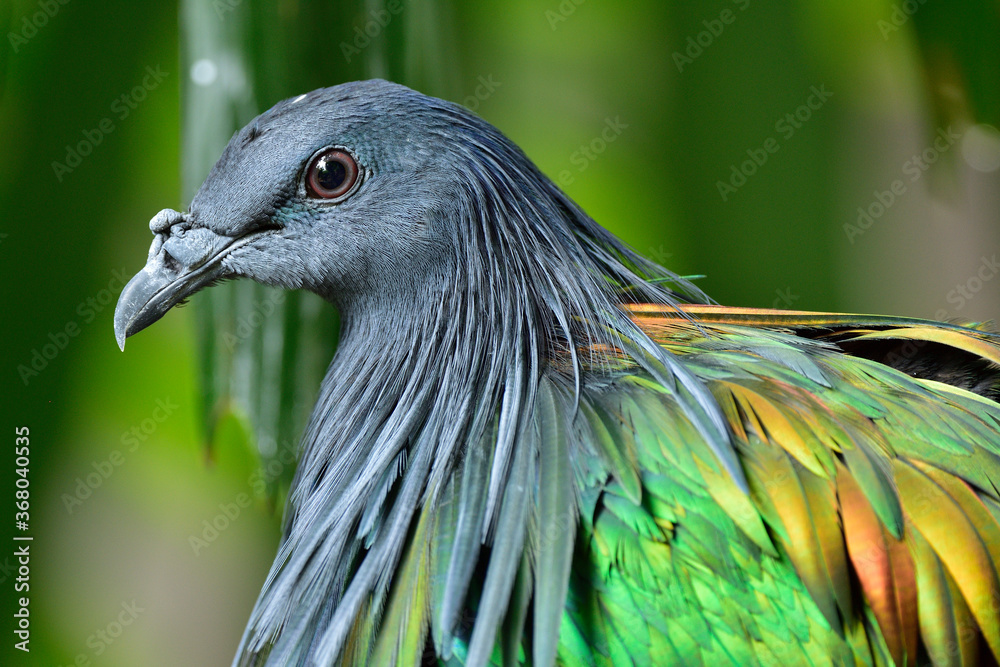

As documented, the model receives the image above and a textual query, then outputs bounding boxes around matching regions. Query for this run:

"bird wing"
[314,304,1000,667]
[553,305,1000,666]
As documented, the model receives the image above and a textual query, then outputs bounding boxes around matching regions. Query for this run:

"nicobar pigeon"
[114,80,1000,667]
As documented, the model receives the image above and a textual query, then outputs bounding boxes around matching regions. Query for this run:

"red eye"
[306,149,359,199]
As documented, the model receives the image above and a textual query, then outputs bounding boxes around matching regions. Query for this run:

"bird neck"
[294,260,529,501]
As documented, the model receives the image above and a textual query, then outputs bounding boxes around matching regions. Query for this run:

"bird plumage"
[113,80,1000,666]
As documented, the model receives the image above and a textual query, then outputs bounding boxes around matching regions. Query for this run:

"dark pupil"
[317,157,346,191]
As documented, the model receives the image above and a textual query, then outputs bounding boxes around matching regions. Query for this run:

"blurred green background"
[1,0,998,665]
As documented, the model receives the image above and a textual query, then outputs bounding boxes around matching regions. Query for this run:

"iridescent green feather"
[389,308,1000,666]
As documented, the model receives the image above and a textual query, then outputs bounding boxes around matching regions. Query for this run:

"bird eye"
[305,149,359,199]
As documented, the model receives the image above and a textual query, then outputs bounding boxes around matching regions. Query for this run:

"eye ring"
[305,148,360,200]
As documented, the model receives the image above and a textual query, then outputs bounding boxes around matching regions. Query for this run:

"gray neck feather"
[235,101,711,664]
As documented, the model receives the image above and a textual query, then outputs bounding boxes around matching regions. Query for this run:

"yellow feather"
[894,459,1000,658]
[845,327,1000,367]
[721,381,832,478]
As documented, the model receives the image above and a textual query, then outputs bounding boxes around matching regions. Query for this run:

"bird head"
[115,80,477,349]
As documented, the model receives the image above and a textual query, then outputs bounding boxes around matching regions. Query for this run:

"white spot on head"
[190,59,218,87]
[962,123,1000,173]
[292,94,307,104]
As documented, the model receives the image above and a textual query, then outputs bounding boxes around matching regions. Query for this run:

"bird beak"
[113,224,252,350]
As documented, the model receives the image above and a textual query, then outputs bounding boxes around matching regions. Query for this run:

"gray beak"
[114,210,244,350]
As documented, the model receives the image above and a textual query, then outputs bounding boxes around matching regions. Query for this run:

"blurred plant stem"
[179,0,459,507]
